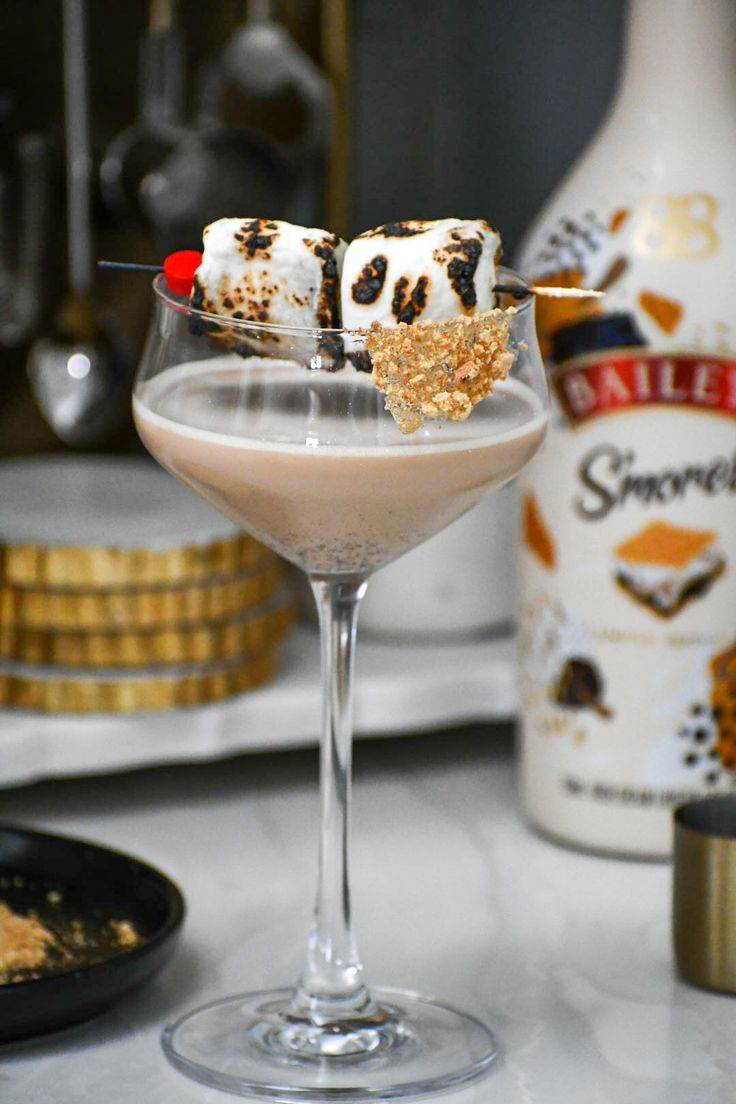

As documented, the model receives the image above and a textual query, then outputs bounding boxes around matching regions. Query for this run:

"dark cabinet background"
[0,0,624,454]
[350,1,624,255]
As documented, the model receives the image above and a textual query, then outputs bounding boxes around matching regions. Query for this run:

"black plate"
[0,825,185,1043]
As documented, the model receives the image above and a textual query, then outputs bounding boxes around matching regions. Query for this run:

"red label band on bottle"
[553,354,736,425]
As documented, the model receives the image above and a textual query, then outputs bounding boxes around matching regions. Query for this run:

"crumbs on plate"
[0,902,53,976]
[0,891,141,985]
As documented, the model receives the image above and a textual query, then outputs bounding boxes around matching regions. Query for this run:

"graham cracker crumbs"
[364,308,515,434]
[110,919,139,948]
[0,885,141,985]
[0,902,55,977]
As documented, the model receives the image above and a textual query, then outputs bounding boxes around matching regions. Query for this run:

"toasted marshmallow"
[340,218,501,330]
[191,218,346,330]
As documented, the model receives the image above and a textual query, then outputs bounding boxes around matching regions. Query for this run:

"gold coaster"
[0,650,281,714]
[0,565,285,630]
[0,596,296,668]
[0,533,271,589]
[0,454,272,587]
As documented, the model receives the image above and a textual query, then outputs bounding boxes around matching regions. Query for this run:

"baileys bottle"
[517,0,736,856]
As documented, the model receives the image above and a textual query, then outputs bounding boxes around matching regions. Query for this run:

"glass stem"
[293,576,373,1024]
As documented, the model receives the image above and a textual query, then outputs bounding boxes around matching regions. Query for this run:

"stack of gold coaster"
[0,456,295,713]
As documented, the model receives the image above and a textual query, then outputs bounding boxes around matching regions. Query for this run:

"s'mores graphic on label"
[613,520,725,618]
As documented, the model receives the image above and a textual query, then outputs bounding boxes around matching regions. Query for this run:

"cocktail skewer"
[98,256,605,301]
[492,283,605,299]
[97,261,162,272]
[98,251,202,294]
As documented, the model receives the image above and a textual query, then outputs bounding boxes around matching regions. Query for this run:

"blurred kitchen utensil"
[27,0,130,448]
[100,0,186,220]
[138,122,288,253]
[215,0,331,224]
[138,0,330,250]
[0,95,50,347]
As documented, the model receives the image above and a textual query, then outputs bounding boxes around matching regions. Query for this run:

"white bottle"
[517,0,736,857]
[359,487,517,641]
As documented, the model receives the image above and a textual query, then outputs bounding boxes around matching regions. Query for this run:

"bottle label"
[521,352,736,851]
[555,353,736,423]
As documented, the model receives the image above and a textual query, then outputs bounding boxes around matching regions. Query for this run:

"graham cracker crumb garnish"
[523,491,556,569]
[614,520,715,568]
[638,289,683,335]
[0,902,55,976]
[364,308,515,434]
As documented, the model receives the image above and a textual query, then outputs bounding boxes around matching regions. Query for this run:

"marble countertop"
[1,726,733,1104]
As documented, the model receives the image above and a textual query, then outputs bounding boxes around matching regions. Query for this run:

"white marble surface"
[1,727,734,1104]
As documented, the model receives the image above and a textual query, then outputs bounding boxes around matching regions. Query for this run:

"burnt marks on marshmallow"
[391,274,430,324]
[237,218,279,258]
[316,332,346,370]
[188,276,223,337]
[351,255,388,305]
[347,349,373,373]
[190,276,206,315]
[360,221,429,238]
[308,235,343,328]
[433,236,484,312]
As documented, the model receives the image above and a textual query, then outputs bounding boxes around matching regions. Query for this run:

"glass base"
[162,986,499,1101]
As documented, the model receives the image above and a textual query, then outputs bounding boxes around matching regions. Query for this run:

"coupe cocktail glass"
[133,271,548,1101]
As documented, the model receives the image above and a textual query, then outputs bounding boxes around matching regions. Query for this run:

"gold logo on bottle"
[633,193,719,259]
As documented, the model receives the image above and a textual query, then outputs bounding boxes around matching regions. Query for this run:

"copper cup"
[673,795,736,993]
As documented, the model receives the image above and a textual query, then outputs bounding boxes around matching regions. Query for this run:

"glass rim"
[151,266,534,339]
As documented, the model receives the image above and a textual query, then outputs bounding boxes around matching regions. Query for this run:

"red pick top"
[163,250,203,295]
